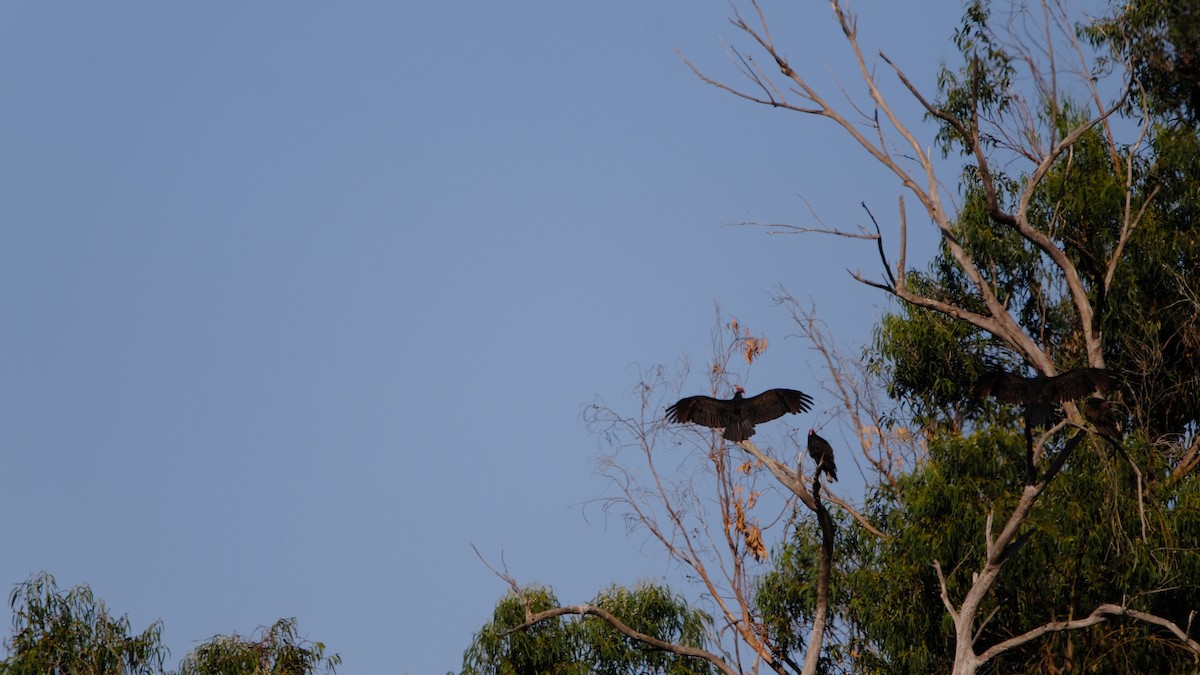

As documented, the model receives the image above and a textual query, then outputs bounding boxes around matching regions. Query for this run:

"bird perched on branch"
[1083,395,1123,440]
[807,429,838,482]
[666,386,813,442]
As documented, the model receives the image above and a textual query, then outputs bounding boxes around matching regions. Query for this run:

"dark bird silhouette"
[975,367,1116,428]
[666,386,813,442]
[976,367,1117,483]
[807,429,838,482]
[1083,395,1122,440]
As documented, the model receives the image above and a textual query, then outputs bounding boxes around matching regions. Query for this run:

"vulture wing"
[1042,368,1115,402]
[665,395,734,429]
[975,370,1031,404]
[742,388,814,424]
[977,368,1115,404]
[977,367,1117,430]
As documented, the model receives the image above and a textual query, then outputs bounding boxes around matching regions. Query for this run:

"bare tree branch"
[471,544,531,623]
[734,221,876,239]
[862,203,897,288]
[932,560,960,621]
[976,603,1200,662]
[504,604,740,675]
[473,543,740,675]
[801,472,836,675]
[735,439,815,511]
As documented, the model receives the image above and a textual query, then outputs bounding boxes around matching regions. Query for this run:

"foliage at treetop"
[880,0,1200,443]
[0,572,167,675]
[0,572,337,675]
[850,431,1199,673]
[1094,0,1200,123]
[855,0,1200,670]
[177,618,340,675]
[461,582,716,675]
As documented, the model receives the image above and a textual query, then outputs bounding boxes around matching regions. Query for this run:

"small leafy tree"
[462,582,717,674]
[0,572,167,675]
[176,617,339,675]
[1,572,338,675]
[462,586,577,674]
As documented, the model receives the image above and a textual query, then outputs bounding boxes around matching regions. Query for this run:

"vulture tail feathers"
[724,421,755,442]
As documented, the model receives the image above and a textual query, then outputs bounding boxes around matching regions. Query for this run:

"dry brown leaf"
[744,523,767,562]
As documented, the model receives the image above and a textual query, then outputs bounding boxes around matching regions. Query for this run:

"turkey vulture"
[976,367,1117,483]
[807,429,838,481]
[1083,395,1122,440]
[975,367,1115,428]
[666,386,813,442]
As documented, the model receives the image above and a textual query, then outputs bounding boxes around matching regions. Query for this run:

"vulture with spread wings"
[976,367,1116,429]
[976,367,1117,483]
[666,386,813,442]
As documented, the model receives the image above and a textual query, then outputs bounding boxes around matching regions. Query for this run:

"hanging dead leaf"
[744,523,767,562]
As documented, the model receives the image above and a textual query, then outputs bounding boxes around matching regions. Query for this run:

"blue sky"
[1,2,962,672]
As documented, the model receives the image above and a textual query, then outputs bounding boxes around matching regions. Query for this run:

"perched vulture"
[807,429,838,482]
[666,386,813,442]
[1083,395,1122,440]
[975,367,1115,428]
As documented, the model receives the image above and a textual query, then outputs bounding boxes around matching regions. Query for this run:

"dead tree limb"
[504,604,739,675]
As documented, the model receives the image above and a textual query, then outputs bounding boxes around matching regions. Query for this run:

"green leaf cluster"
[754,508,853,671]
[844,431,1199,673]
[0,573,337,675]
[881,105,1198,442]
[0,572,166,675]
[1090,0,1200,123]
[177,618,340,675]
[461,582,716,675]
